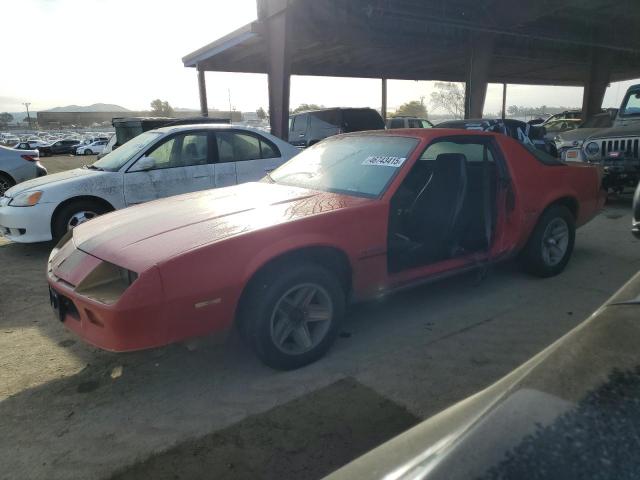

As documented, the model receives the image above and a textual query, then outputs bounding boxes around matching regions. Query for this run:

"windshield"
[269,135,419,198]
[621,91,640,117]
[92,131,161,172]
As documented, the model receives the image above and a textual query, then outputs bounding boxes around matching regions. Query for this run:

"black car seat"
[406,153,468,260]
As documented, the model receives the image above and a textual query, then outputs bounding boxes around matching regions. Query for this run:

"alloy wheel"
[541,217,569,266]
[270,283,333,355]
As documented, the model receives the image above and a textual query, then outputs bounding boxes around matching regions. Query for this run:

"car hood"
[72,182,371,272]
[4,167,106,197]
[555,127,602,143]
[584,123,640,140]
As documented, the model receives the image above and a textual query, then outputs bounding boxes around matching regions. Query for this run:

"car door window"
[144,132,208,170]
[408,119,421,128]
[216,132,261,162]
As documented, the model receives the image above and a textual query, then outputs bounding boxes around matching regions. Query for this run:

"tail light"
[21,154,39,162]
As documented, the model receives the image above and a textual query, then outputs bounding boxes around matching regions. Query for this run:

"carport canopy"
[183,0,640,139]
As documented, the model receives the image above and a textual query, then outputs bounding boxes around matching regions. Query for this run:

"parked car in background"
[0,145,46,196]
[75,140,108,155]
[288,107,385,147]
[38,139,81,157]
[435,118,556,156]
[386,116,433,129]
[566,84,640,193]
[14,141,48,150]
[554,109,616,157]
[542,118,581,140]
[0,124,299,243]
[46,129,603,369]
[327,268,640,480]
[542,109,582,125]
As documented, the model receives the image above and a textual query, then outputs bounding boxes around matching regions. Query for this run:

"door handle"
[264,168,274,173]
[193,175,209,179]
[298,134,305,137]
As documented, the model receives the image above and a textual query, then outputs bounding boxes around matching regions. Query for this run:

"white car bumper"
[0,200,56,243]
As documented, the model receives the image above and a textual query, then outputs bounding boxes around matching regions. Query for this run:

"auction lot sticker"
[362,156,406,167]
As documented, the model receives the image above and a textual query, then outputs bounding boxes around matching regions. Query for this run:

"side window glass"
[260,139,279,159]
[390,119,404,128]
[179,134,208,166]
[291,114,307,133]
[420,141,494,163]
[216,132,261,162]
[408,119,421,128]
[146,137,176,169]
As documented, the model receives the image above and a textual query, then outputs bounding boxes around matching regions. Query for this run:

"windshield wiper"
[84,164,104,171]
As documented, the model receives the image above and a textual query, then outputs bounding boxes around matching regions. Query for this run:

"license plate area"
[49,287,66,322]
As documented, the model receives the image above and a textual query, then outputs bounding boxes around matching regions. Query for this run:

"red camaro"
[47,129,605,369]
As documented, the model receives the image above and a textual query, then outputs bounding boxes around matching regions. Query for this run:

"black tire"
[52,199,111,242]
[520,205,575,277]
[0,173,15,196]
[239,262,346,370]
[84,149,93,155]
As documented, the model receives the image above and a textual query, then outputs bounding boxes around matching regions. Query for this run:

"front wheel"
[52,199,110,242]
[84,149,93,155]
[520,205,575,277]
[239,263,345,370]
[0,173,15,196]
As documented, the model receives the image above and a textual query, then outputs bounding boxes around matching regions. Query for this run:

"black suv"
[288,107,385,147]
[38,139,81,157]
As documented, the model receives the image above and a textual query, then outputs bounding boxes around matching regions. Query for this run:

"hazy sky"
[2,0,637,114]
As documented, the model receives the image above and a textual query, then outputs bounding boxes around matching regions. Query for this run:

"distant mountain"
[44,103,131,113]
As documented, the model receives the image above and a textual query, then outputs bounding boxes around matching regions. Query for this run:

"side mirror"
[134,157,156,172]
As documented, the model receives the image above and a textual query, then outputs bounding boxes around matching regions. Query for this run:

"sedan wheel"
[0,174,15,196]
[66,210,99,230]
[84,149,93,155]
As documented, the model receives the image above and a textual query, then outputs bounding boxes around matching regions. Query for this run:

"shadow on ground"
[108,377,419,480]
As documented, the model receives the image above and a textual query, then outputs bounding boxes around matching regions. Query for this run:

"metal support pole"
[381,78,388,122]
[23,102,32,129]
[266,8,291,140]
[582,48,611,120]
[197,68,208,117]
[501,83,507,120]
[464,33,494,119]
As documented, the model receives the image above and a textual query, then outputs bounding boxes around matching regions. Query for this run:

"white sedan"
[75,140,108,155]
[0,124,299,243]
[0,145,46,196]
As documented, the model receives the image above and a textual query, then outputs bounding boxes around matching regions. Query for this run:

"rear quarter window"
[342,109,385,132]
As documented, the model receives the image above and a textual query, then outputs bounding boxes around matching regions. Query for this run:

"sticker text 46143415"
[362,156,406,167]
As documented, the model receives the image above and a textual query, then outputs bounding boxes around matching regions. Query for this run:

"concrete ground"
[1,156,638,479]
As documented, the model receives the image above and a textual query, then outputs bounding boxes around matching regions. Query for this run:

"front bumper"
[47,253,170,352]
[0,201,55,243]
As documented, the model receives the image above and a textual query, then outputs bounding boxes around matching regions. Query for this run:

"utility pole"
[23,102,32,129]
[228,89,233,121]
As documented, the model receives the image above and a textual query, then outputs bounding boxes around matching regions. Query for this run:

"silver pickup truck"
[565,84,640,192]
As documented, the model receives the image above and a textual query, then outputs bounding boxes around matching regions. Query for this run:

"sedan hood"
[5,167,105,197]
[72,182,370,272]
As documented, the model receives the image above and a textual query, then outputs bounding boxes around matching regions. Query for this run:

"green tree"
[150,99,174,117]
[256,107,267,120]
[292,103,324,114]
[0,112,14,127]
[430,82,465,119]
[394,98,428,118]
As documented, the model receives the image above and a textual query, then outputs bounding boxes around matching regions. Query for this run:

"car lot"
[1,155,639,479]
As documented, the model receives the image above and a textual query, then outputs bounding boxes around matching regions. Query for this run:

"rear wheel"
[52,199,111,242]
[521,205,575,277]
[0,174,15,196]
[239,263,345,370]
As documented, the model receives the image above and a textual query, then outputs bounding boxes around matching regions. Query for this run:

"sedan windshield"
[269,135,419,198]
[91,131,162,172]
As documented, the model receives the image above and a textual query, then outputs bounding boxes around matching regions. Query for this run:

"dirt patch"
[109,378,419,480]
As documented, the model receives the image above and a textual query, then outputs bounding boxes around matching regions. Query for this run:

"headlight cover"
[75,261,139,305]
[10,190,43,207]
[586,142,600,155]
